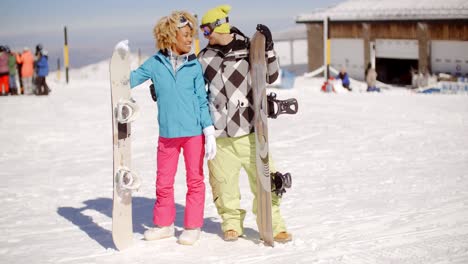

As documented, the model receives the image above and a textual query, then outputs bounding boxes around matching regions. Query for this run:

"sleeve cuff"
[203,125,215,136]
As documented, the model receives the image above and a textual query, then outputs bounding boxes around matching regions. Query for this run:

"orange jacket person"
[16,47,34,95]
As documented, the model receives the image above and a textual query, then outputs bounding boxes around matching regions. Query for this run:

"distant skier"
[35,44,43,60]
[15,47,34,95]
[35,49,49,95]
[114,10,215,246]
[337,67,351,91]
[365,63,380,92]
[16,50,23,94]
[0,46,9,95]
[6,46,19,95]
[197,5,292,243]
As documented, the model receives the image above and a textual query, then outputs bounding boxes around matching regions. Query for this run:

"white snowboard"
[110,48,134,251]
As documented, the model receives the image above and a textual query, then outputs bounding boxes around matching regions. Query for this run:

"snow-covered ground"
[1,55,468,264]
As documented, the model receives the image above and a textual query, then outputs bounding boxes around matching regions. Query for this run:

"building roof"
[272,26,307,41]
[296,0,468,22]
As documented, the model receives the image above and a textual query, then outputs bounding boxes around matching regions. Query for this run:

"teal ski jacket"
[130,50,212,138]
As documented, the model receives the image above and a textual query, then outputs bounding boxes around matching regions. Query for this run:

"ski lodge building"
[295,0,468,84]
[272,28,309,75]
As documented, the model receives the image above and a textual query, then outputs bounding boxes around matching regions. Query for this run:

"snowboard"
[110,48,139,251]
[250,32,274,247]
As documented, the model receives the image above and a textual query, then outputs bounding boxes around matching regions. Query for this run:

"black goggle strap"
[200,17,229,31]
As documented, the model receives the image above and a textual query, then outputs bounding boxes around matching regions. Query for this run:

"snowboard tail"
[250,32,274,247]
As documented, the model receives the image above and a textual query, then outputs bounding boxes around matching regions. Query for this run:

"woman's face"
[173,25,193,55]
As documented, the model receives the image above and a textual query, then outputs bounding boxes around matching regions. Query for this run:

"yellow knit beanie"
[201,5,231,34]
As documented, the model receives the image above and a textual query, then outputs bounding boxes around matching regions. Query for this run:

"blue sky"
[1,0,343,67]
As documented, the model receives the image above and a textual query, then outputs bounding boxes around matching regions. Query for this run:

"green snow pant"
[208,133,287,237]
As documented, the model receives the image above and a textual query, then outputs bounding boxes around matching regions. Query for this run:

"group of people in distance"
[335,64,380,93]
[0,44,49,96]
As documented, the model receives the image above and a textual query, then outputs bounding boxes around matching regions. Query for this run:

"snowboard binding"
[271,171,292,197]
[115,98,140,124]
[267,92,298,119]
[116,167,141,191]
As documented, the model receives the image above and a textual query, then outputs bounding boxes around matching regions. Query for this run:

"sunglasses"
[178,16,193,29]
[199,17,229,36]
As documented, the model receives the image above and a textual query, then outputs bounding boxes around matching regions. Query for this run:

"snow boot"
[178,228,201,245]
[274,231,292,243]
[224,230,239,241]
[143,224,175,241]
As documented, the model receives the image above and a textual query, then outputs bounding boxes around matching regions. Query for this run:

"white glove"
[114,39,130,53]
[203,126,216,160]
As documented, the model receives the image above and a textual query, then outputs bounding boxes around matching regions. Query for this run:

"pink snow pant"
[153,135,205,228]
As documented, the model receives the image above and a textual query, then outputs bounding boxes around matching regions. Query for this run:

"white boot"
[143,224,175,241]
[178,228,201,245]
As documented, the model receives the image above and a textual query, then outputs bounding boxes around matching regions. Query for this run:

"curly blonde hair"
[153,11,197,51]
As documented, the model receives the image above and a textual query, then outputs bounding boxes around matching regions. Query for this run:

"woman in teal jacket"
[115,11,216,246]
[130,50,211,138]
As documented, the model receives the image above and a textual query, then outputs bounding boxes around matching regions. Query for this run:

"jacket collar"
[158,49,197,62]
[204,32,249,57]
[154,50,197,79]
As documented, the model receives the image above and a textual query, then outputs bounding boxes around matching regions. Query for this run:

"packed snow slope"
[1,55,468,264]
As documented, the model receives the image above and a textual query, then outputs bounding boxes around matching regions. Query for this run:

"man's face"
[205,31,222,45]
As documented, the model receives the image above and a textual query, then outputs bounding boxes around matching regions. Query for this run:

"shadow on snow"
[57,196,259,249]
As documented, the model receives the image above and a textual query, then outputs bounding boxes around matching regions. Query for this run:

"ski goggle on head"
[178,16,193,29]
[199,17,229,36]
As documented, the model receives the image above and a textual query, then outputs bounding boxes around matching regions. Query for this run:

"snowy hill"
[1,59,468,263]
[70,54,145,81]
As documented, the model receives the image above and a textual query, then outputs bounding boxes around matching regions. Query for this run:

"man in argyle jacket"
[198,5,292,243]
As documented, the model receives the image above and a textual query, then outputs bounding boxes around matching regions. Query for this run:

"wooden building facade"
[297,0,468,84]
